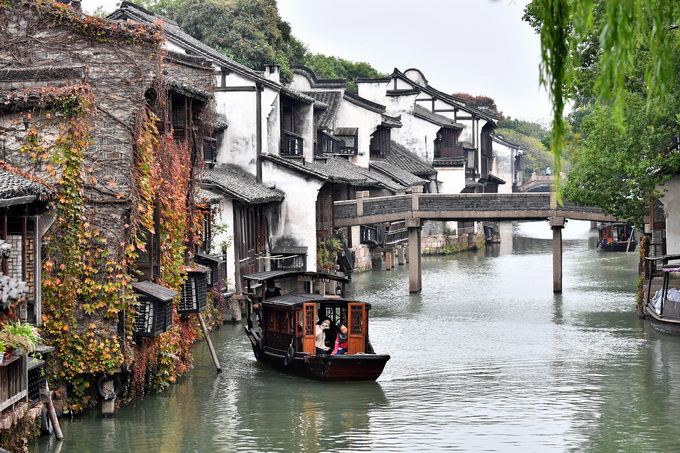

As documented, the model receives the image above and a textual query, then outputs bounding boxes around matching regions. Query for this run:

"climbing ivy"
[24,86,138,411]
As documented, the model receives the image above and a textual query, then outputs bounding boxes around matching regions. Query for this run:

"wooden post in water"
[550,216,565,293]
[197,312,222,373]
[385,249,394,270]
[42,381,63,440]
[549,189,564,293]
[407,218,422,293]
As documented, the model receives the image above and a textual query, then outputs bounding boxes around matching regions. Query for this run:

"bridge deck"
[335,192,619,227]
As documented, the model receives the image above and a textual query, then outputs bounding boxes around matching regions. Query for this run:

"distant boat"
[597,222,637,252]
[242,270,390,381]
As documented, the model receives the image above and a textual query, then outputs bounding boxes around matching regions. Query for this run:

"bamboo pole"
[197,312,221,373]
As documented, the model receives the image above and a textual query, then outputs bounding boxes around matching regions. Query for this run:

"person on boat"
[316,318,331,355]
[332,323,348,355]
[263,280,281,299]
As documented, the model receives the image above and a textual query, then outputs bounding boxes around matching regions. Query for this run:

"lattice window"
[277,310,290,334]
[350,305,363,334]
[305,305,315,335]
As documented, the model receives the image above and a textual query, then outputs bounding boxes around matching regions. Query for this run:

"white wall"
[356,81,389,106]
[262,161,324,271]
[662,176,680,255]
[437,167,466,195]
[492,140,516,194]
[212,198,236,292]
[214,76,279,172]
[335,99,383,169]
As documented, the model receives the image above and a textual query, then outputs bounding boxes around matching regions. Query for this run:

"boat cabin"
[597,222,637,251]
[242,270,389,381]
[257,293,373,356]
[243,271,371,355]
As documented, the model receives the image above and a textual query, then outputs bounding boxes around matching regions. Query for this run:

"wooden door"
[301,303,316,354]
[316,186,334,240]
[347,303,367,354]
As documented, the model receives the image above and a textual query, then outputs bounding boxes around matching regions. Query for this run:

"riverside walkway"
[334,189,621,293]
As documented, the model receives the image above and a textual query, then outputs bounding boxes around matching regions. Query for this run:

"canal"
[31,220,680,452]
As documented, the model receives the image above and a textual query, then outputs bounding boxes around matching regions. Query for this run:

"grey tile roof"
[292,65,348,89]
[109,3,278,90]
[359,68,499,124]
[280,86,317,105]
[343,91,386,114]
[386,141,437,177]
[262,154,331,182]
[485,173,506,184]
[433,157,465,168]
[263,155,405,193]
[0,168,51,202]
[491,133,522,149]
[413,104,464,128]
[200,165,284,204]
[306,91,342,130]
[167,77,211,101]
[381,113,402,128]
[369,160,428,187]
[110,4,318,106]
[195,187,221,205]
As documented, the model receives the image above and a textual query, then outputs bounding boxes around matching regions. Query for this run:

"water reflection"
[30,221,680,452]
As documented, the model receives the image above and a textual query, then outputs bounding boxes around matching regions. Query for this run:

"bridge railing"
[335,191,619,227]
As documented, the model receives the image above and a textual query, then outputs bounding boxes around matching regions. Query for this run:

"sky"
[80,0,552,123]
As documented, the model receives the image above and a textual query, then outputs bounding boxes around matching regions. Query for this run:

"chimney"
[264,64,281,83]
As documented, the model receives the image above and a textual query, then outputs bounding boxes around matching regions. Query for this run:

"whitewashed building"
[110,4,321,292]
[490,133,526,194]
[356,68,503,237]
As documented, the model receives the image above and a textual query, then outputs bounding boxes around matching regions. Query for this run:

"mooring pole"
[42,381,63,440]
[407,218,422,293]
[550,216,565,293]
[197,312,222,373]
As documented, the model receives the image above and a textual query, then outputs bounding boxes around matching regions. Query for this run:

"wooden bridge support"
[407,218,422,293]
[397,245,406,265]
[550,217,565,293]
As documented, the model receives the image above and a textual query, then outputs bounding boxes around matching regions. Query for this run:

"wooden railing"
[0,353,27,412]
[282,132,303,157]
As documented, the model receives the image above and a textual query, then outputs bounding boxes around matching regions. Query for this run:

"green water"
[31,221,680,452]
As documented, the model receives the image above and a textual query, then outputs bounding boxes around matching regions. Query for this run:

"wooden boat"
[597,222,637,252]
[242,270,390,381]
[643,254,680,335]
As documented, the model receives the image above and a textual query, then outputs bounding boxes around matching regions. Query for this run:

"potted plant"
[0,340,5,363]
[0,321,42,354]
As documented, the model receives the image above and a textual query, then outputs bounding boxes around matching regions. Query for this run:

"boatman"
[263,280,281,299]
[316,318,331,355]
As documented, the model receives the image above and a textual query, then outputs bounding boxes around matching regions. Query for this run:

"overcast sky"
[81,0,552,123]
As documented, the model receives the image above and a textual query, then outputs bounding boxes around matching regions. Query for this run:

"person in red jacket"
[332,323,348,355]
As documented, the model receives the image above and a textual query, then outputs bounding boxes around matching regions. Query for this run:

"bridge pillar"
[406,218,422,293]
[384,249,394,270]
[550,217,565,293]
[397,245,406,265]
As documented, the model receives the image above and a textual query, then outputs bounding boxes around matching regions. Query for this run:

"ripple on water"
[30,222,680,453]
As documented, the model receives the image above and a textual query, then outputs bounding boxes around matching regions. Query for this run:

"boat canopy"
[243,270,350,284]
[256,293,369,310]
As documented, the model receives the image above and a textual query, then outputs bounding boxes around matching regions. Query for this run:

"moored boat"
[643,254,680,335]
[242,270,390,381]
[597,222,637,252]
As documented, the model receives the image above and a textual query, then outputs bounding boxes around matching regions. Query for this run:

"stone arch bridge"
[334,190,622,293]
